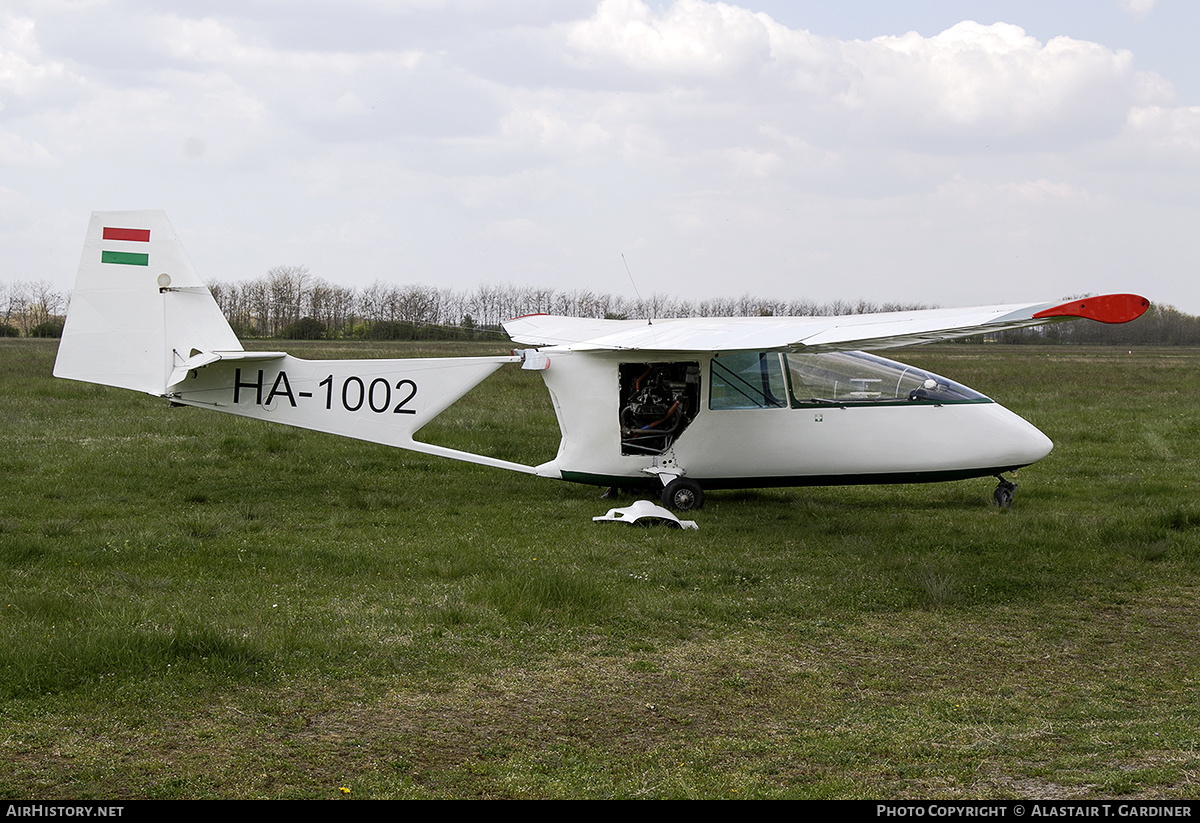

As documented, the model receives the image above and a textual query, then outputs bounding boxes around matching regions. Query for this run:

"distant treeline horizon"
[4,269,1198,345]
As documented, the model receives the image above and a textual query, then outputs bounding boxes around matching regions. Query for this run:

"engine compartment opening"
[618,361,700,456]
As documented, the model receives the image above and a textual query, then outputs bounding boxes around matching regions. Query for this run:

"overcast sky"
[4,0,1198,313]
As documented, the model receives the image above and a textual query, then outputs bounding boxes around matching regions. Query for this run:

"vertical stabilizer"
[53,211,242,395]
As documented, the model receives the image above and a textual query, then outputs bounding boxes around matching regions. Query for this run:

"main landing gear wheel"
[661,477,704,512]
[993,476,1018,509]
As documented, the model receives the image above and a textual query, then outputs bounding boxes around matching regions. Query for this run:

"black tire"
[661,478,704,511]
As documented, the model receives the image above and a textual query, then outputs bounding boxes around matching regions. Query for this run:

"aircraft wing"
[503,294,1149,353]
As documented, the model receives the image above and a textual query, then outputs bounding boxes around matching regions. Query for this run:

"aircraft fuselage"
[533,349,1053,490]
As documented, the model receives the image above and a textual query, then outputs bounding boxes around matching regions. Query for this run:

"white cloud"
[843,22,1157,139]
[0,12,83,110]
[727,146,782,177]
[0,127,55,167]
[557,2,1173,168]
[565,0,805,76]
[1117,0,1159,21]
[500,98,613,154]
[1125,105,1200,156]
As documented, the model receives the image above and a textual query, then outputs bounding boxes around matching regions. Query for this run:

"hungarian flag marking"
[101,226,151,266]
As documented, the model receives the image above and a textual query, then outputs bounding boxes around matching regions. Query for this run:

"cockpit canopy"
[709,350,990,410]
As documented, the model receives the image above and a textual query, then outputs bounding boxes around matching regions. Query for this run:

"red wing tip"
[1032,294,1150,324]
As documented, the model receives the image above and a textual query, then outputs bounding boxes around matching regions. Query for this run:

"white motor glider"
[54,211,1149,510]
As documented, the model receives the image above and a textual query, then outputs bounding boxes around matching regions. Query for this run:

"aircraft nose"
[963,403,1054,470]
[1021,422,1053,464]
[1004,410,1054,467]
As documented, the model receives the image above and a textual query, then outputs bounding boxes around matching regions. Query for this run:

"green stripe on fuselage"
[562,466,1031,489]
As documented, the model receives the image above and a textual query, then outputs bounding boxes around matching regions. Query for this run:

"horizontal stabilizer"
[167,350,286,390]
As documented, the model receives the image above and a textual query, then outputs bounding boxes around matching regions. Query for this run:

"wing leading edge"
[502,294,1149,353]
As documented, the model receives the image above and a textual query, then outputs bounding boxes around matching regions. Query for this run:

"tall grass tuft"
[903,559,962,609]
[1,619,268,699]
[480,566,614,624]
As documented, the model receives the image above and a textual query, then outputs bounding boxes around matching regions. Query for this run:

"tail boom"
[169,352,533,472]
[54,210,537,474]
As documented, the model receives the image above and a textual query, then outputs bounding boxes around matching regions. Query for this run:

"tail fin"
[53,211,242,395]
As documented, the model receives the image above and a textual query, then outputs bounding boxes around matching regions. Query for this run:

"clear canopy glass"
[784,351,990,407]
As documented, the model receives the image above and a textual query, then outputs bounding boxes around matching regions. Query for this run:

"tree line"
[197,267,1200,346]
[4,268,1199,345]
[204,265,937,340]
[1,280,69,337]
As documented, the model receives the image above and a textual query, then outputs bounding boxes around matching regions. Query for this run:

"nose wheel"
[661,477,705,511]
[993,476,1017,509]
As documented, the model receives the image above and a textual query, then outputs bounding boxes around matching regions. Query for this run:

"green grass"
[2,338,1199,798]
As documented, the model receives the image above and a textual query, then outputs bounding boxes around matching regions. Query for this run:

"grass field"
[2,338,1198,799]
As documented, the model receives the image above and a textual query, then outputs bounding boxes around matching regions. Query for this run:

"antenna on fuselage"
[621,253,651,325]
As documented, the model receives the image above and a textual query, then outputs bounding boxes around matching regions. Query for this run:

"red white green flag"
[101,226,150,266]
